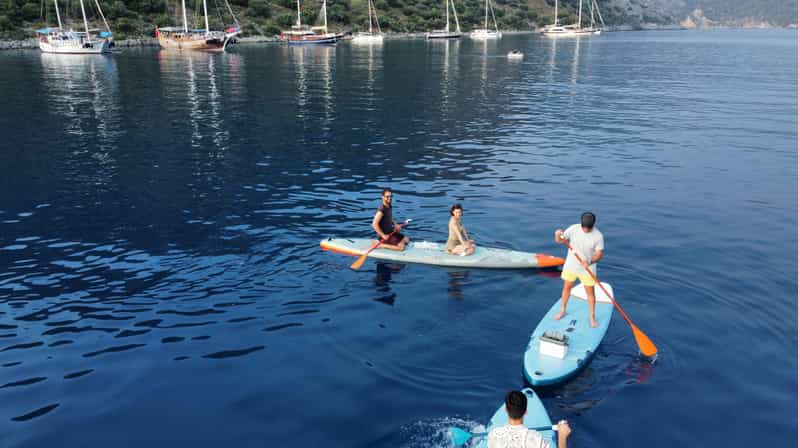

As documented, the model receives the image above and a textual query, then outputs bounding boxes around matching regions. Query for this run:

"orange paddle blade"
[631,323,658,357]
[350,253,369,270]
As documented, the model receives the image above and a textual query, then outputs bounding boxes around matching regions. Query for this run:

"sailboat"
[156,0,241,52]
[37,0,113,54]
[280,0,339,44]
[470,0,501,39]
[427,0,462,39]
[352,0,383,44]
[542,0,604,37]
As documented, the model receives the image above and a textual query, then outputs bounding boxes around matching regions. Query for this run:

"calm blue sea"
[1,30,797,447]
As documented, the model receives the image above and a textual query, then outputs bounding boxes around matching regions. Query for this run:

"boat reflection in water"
[40,52,121,188]
[156,50,243,152]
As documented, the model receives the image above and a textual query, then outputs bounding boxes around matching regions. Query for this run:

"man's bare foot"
[553,309,566,320]
[590,317,598,328]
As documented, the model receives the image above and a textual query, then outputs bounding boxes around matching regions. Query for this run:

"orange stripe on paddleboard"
[535,253,565,268]
[320,241,365,257]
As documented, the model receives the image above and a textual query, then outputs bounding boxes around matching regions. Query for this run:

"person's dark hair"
[382,188,392,197]
[450,203,463,216]
[505,390,527,420]
[581,212,596,229]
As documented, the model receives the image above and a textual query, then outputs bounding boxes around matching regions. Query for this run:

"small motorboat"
[507,49,524,60]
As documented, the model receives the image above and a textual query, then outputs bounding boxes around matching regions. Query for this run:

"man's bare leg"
[585,285,598,328]
[554,280,575,320]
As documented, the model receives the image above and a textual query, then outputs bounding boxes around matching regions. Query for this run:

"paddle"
[449,425,557,447]
[350,219,410,270]
[562,240,658,358]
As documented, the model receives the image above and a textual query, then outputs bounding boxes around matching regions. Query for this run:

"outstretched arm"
[556,420,571,448]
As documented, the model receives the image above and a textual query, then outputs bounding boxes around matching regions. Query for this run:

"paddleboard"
[474,387,556,448]
[320,238,564,269]
[523,283,614,386]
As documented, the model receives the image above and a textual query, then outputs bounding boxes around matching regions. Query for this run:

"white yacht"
[470,0,501,39]
[542,0,604,37]
[352,0,384,44]
[37,0,113,54]
[427,0,462,39]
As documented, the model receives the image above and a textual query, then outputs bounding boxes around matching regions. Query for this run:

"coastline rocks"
[0,39,36,50]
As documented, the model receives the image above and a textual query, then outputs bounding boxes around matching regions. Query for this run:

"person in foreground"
[446,203,476,256]
[488,390,571,448]
[553,212,604,328]
[372,188,410,251]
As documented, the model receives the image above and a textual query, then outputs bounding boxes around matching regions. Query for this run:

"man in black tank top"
[371,188,410,251]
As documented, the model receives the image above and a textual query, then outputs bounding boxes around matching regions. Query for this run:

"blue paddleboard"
[475,388,556,448]
[523,283,614,387]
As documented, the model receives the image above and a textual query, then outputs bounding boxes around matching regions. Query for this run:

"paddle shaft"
[562,239,658,357]
[562,241,634,326]
[470,425,557,437]
[350,219,409,269]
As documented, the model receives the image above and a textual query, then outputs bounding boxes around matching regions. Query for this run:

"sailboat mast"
[589,0,594,28]
[484,0,488,30]
[554,0,559,25]
[203,0,210,33]
[323,0,328,33]
[182,0,188,32]
[577,0,582,29]
[93,0,111,32]
[451,0,460,32]
[53,0,62,29]
[445,0,449,32]
[79,0,90,36]
[296,0,301,26]
[368,0,372,33]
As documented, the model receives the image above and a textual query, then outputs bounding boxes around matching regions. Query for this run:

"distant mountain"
[584,0,798,27]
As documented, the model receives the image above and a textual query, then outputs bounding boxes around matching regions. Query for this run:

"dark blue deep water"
[1,30,797,447]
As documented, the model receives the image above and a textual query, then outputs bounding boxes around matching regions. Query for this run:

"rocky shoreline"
[0,37,160,51]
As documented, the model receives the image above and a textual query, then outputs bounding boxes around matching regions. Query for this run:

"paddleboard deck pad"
[320,238,563,269]
[475,387,556,448]
[524,283,615,386]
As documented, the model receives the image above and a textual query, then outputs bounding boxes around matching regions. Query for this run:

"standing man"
[487,390,571,448]
[372,188,410,251]
[554,212,604,328]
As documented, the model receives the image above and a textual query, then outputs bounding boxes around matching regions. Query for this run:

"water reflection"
[446,270,470,300]
[288,45,336,127]
[373,262,403,305]
[572,36,581,85]
[351,42,383,125]
[39,53,121,187]
[156,51,233,152]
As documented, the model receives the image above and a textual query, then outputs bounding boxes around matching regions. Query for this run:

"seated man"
[371,188,410,251]
[488,390,571,448]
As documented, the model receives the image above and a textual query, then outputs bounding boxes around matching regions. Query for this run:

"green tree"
[276,13,294,27]
[20,2,38,21]
[249,0,271,17]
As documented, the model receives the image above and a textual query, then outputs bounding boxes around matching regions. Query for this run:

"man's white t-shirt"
[487,424,551,448]
[562,223,604,276]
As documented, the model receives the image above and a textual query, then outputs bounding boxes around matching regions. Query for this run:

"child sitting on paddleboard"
[446,203,476,256]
